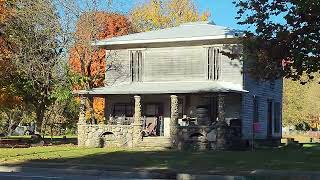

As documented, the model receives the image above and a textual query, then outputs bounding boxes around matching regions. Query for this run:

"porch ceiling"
[76,81,248,95]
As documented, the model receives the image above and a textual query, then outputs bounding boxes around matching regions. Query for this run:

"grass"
[1,144,320,174]
[1,135,77,139]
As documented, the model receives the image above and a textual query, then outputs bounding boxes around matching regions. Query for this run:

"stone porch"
[77,93,242,150]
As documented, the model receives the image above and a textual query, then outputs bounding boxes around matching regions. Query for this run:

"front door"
[144,103,163,136]
[267,100,273,138]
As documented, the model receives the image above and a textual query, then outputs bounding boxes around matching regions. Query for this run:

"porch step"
[137,137,171,149]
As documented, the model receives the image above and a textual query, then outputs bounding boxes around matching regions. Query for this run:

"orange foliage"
[93,97,105,122]
[0,88,22,110]
[0,0,14,24]
[69,12,131,123]
[69,12,131,88]
[0,0,21,109]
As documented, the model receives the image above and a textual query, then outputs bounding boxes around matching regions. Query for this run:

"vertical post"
[78,95,87,147]
[215,93,230,150]
[132,95,142,146]
[170,95,179,148]
[217,94,225,122]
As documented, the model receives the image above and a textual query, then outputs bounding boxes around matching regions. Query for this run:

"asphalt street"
[0,166,171,180]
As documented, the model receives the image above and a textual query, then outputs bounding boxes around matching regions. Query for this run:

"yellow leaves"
[130,0,210,32]
[84,97,105,123]
[283,76,320,127]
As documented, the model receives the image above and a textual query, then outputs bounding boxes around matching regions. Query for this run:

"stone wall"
[177,123,244,151]
[78,124,134,148]
[177,126,211,151]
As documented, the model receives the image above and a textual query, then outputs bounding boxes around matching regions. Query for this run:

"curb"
[0,165,176,179]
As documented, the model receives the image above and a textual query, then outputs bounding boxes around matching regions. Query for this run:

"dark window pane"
[274,102,281,133]
[253,97,259,122]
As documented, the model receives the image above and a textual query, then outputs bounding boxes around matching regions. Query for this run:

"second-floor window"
[130,50,143,82]
[253,96,259,122]
[207,47,221,80]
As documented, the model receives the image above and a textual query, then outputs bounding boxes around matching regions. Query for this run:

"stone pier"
[132,95,143,147]
[170,95,179,148]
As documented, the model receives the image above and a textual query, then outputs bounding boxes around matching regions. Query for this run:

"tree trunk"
[36,103,46,134]
[87,96,96,124]
[7,118,14,137]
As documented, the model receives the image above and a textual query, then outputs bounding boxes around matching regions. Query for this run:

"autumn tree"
[0,0,17,90]
[69,12,131,89]
[0,0,25,135]
[57,0,132,124]
[283,76,320,129]
[2,0,66,133]
[69,12,131,124]
[131,0,210,32]
[234,0,320,81]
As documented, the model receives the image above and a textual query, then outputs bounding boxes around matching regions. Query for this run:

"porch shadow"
[3,143,320,177]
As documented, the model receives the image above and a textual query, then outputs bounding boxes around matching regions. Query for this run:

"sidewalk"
[1,163,320,180]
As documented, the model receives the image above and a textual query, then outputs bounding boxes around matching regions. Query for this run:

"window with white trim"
[130,50,143,82]
[253,96,259,122]
[207,47,221,80]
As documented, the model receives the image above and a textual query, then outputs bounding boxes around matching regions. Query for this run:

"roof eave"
[92,35,240,47]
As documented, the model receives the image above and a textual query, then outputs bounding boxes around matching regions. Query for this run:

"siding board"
[143,46,205,81]
[241,72,283,139]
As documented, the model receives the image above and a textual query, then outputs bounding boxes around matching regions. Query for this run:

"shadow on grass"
[3,143,320,178]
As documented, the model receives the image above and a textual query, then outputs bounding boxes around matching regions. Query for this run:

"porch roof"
[76,81,248,95]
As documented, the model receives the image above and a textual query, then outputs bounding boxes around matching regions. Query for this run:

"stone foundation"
[177,122,241,151]
[78,124,134,148]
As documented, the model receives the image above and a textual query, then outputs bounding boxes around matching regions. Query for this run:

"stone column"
[78,95,87,147]
[132,95,142,147]
[79,96,87,124]
[170,95,179,148]
[217,94,226,122]
[214,93,230,150]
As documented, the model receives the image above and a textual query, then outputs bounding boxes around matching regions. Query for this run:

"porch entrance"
[143,103,164,136]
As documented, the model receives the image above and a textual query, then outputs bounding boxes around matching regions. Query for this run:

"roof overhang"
[92,35,239,47]
[75,81,248,95]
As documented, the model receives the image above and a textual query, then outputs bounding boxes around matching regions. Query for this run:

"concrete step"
[137,137,171,148]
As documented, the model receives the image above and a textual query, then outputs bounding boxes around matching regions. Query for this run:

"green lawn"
[1,135,77,139]
[1,144,320,174]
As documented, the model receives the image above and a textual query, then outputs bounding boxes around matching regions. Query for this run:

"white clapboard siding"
[219,45,243,85]
[241,72,283,139]
[143,46,205,81]
[105,50,131,85]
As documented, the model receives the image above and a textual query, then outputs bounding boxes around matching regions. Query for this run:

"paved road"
[0,166,170,180]
[1,166,320,180]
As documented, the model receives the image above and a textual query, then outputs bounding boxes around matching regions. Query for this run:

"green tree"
[283,76,320,128]
[131,0,210,32]
[3,0,66,133]
[234,0,320,81]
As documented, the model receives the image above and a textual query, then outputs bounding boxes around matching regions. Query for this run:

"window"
[130,50,143,82]
[274,102,281,133]
[253,96,259,122]
[145,104,159,117]
[113,103,134,117]
[207,47,221,80]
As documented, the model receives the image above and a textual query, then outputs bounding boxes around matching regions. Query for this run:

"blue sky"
[196,1,244,30]
[106,0,246,30]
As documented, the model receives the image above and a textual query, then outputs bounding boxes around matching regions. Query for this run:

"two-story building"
[77,22,283,150]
